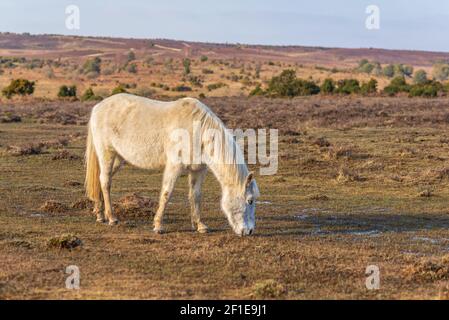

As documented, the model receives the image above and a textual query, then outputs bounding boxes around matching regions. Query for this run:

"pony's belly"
[114,141,166,170]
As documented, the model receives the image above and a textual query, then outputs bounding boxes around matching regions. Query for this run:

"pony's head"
[221,172,260,236]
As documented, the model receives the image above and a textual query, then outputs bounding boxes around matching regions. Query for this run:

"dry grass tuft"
[71,199,93,210]
[113,193,155,217]
[6,143,43,156]
[403,256,449,282]
[336,167,366,183]
[251,279,286,299]
[51,150,81,161]
[313,137,331,148]
[39,200,69,214]
[47,234,82,250]
[308,194,330,201]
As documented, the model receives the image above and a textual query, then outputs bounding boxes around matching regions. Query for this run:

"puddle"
[412,236,439,244]
[30,213,44,218]
[348,230,381,237]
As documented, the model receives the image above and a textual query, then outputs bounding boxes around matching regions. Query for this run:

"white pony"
[85,94,259,236]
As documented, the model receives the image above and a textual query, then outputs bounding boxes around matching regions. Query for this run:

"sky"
[1,0,449,52]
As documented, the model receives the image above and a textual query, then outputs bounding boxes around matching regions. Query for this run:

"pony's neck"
[208,161,248,192]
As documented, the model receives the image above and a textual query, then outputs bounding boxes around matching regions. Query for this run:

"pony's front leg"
[153,164,183,234]
[188,169,209,234]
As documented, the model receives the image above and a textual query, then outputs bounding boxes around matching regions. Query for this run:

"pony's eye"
[247,199,254,205]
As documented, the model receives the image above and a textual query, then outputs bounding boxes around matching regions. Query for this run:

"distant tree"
[383,76,410,96]
[433,63,449,81]
[81,87,102,101]
[335,79,360,95]
[127,50,136,62]
[320,78,336,94]
[82,57,101,75]
[360,79,378,95]
[2,79,35,99]
[200,55,208,62]
[58,85,77,98]
[413,70,428,84]
[249,84,265,96]
[183,58,191,75]
[402,65,414,77]
[383,64,395,78]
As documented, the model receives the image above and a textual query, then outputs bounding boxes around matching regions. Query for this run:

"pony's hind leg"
[153,163,183,234]
[188,169,209,234]
[98,150,119,226]
[94,156,124,223]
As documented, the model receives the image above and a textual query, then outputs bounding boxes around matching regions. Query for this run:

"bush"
[111,85,128,95]
[409,80,444,98]
[433,63,449,81]
[266,70,320,97]
[202,68,214,74]
[183,58,191,75]
[81,88,102,101]
[58,85,77,98]
[383,76,410,96]
[413,70,428,84]
[383,64,395,78]
[127,51,136,62]
[2,79,35,99]
[134,86,155,98]
[207,83,226,91]
[200,55,208,62]
[320,78,336,94]
[172,85,192,92]
[335,79,360,95]
[249,85,265,96]
[360,79,378,95]
[82,57,101,75]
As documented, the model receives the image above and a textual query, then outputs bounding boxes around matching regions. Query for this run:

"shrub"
[2,79,35,98]
[126,63,137,74]
[200,55,208,62]
[207,83,226,91]
[127,50,136,62]
[266,70,320,97]
[172,85,192,92]
[383,76,410,96]
[134,86,155,98]
[249,85,265,96]
[202,68,214,74]
[433,63,449,81]
[335,79,360,95]
[187,75,203,87]
[57,85,77,98]
[413,70,428,84]
[320,78,336,94]
[383,64,395,78]
[82,57,101,75]
[360,79,378,95]
[81,88,102,101]
[409,80,443,98]
[183,58,191,75]
[111,85,128,95]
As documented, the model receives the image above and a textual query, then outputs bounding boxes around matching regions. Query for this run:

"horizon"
[1,1,449,52]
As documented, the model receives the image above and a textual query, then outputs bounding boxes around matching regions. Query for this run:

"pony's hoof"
[153,227,164,234]
[108,220,119,226]
[197,227,209,234]
[96,218,107,224]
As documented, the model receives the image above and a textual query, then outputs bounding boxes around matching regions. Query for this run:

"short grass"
[2,96,449,299]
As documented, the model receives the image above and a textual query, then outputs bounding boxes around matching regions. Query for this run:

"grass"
[2,96,449,299]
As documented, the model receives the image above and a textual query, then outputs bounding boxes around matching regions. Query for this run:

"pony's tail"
[85,123,101,202]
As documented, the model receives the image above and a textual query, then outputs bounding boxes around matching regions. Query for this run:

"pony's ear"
[245,172,254,188]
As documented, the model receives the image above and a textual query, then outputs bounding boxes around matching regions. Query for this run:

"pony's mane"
[190,99,249,188]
